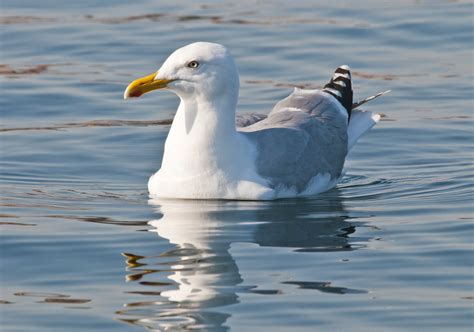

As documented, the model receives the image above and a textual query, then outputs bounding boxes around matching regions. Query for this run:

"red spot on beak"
[129,90,142,98]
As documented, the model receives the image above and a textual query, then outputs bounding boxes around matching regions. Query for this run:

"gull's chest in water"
[148,167,274,200]
[148,133,274,200]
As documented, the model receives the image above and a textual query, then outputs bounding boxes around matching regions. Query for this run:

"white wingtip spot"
[323,87,342,98]
[333,72,351,80]
[372,113,381,123]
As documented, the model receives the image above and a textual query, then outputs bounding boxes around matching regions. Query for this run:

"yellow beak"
[123,71,173,99]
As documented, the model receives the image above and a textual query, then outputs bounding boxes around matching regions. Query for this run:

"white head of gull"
[124,42,387,200]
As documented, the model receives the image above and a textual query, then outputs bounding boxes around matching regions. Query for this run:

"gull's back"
[239,89,348,193]
[237,65,382,197]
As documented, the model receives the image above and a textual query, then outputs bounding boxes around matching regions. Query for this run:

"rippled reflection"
[118,194,368,331]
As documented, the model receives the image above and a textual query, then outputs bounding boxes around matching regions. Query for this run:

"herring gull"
[124,42,388,200]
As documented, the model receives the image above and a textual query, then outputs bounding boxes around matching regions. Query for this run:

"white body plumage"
[124,42,382,200]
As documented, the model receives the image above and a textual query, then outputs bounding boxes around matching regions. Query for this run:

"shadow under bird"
[124,42,389,200]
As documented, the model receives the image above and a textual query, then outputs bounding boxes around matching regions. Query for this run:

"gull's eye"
[187,60,200,69]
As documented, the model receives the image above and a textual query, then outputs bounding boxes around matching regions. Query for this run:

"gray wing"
[239,89,348,192]
[235,112,267,128]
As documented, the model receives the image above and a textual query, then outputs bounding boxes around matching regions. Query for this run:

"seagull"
[124,42,388,200]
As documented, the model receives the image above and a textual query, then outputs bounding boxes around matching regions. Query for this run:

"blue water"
[1,1,473,331]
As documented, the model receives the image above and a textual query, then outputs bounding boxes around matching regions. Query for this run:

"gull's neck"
[160,91,244,177]
[178,92,238,139]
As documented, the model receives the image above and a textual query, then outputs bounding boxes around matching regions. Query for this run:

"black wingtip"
[323,65,353,119]
[352,89,391,110]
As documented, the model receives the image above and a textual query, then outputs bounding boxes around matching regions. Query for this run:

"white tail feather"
[347,110,380,150]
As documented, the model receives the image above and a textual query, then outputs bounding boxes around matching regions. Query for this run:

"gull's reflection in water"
[118,193,368,331]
